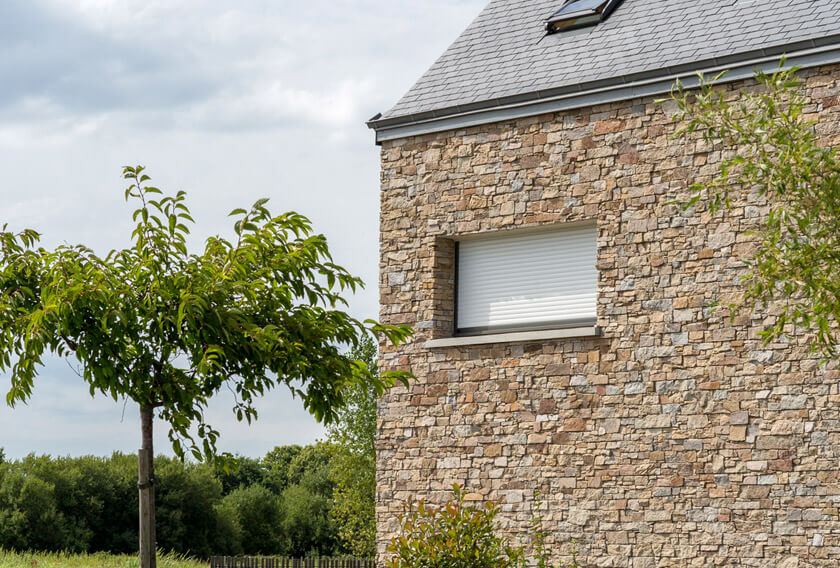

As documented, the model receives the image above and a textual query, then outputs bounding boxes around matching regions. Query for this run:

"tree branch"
[60,333,78,352]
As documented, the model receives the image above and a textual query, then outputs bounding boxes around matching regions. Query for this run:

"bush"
[387,486,583,568]
[156,458,224,558]
[386,485,526,568]
[0,468,73,551]
[0,453,228,557]
[0,455,128,552]
[214,455,265,495]
[0,445,345,558]
[216,485,283,555]
[279,483,337,557]
[261,445,302,494]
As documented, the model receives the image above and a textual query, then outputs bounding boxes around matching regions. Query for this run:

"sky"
[0,0,485,460]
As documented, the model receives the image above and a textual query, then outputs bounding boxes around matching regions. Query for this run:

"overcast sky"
[0,0,484,460]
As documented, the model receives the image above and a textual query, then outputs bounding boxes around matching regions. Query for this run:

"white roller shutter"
[456,224,597,334]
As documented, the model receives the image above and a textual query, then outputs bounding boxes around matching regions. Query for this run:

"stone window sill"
[424,326,602,348]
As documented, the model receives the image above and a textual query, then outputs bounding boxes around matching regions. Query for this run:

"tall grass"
[0,550,206,568]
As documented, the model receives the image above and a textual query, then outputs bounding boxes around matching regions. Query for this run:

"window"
[455,224,597,336]
[545,0,625,33]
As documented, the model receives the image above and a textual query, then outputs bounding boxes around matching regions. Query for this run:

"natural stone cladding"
[376,64,840,568]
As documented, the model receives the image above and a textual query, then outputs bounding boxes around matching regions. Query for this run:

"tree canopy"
[0,166,412,567]
[0,165,411,461]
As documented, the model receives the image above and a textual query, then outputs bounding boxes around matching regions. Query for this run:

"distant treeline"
[0,444,347,559]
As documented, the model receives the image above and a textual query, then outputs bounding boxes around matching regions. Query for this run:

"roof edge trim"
[369,38,840,144]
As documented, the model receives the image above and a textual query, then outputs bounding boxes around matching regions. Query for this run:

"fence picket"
[209,556,374,568]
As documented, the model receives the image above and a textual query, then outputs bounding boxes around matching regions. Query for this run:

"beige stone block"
[730,411,750,425]
[756,436,792,450]
[730,426,747,442]
[603,419,621,433]
[484,444,501,457]
[641,414,672,429]
[558,477,577,489]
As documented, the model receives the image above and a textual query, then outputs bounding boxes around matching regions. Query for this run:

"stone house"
[367,1,840,566]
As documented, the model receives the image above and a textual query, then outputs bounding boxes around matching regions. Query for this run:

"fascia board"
[369,41,840,144]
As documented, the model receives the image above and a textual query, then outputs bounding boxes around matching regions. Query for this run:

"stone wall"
[376,64,840,567]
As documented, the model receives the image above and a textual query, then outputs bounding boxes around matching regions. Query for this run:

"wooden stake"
[139,405,157,568]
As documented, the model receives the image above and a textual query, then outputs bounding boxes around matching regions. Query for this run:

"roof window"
[546,0,625,33]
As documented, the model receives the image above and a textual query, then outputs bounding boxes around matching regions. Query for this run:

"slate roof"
[378,0,840,125]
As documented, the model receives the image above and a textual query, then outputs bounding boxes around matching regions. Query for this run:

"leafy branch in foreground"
[670,65,840,359]
[0,166,413,567]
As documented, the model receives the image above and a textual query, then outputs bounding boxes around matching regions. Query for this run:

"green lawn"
[0,550,206,568]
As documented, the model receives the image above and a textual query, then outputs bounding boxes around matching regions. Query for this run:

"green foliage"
[279,483,337,557]
[0,443,358,559]
[216,485,283,555]
[386,485,526,568]
[155,459,224,558]
[0,549,204,568]
[0,166,413,462]
[670,65,840,359]
[214,455,265,495]
[326,336,378,556]
[262,445,303,494]
[0,454,136,553]
[271,442,339,556]
[211,444,347,557]
[387,486,586,568]
[286,443,335,494]
[0,468,73,551]
[0,454,233,557]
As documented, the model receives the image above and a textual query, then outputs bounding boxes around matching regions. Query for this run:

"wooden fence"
[209,557,375,568]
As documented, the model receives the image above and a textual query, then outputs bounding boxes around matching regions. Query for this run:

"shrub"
[386,485,526,568]
[214,455,265,495]
[216,485,283,555]
[261,445,303,494]
[156,458,224,558]
[279,482,337,557]
[0,446,345,558]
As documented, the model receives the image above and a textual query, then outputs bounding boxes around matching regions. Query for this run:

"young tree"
[0,166,412,568]
[326,335,378,556]
[670,66,840,359]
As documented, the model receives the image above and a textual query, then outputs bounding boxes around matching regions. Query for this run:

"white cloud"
[0,0,486,459]
[179,78,377,131]
[0,98,107,148]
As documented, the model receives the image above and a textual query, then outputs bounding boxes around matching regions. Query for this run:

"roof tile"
[383,0,840,121]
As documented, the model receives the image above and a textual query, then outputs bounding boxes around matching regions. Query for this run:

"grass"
[0,550,206,568]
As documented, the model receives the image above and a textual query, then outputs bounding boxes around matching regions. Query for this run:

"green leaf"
[0,164,414,480]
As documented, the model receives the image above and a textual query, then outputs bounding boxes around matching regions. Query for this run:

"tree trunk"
[139,405,157,568]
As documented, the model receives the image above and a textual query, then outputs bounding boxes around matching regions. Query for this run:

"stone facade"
[376,64,840,567]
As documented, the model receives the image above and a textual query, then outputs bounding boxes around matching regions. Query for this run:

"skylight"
[546,0,625,33]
